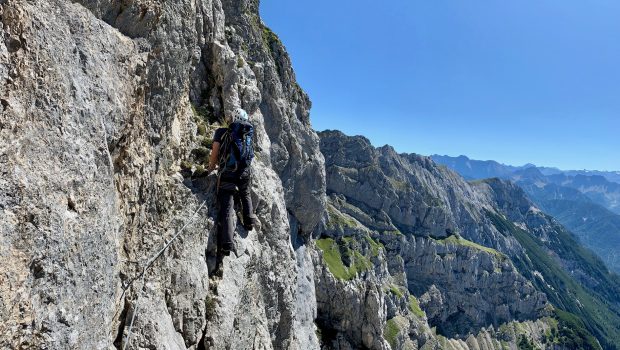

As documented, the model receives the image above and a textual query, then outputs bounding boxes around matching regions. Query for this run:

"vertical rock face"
[1,0,324,349]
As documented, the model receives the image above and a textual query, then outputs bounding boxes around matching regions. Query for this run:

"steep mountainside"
[321,131,620,349]
[434,155,620,274]
[543,173,620,214]
[515,170,620,274]
[2,1,619,350]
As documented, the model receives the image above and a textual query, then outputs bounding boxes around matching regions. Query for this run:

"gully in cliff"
[208,108,259,270]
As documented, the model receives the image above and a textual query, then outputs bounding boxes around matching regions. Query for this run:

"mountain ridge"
[432,154,620,275]
[431,154,620,185]
[319,130,620,349]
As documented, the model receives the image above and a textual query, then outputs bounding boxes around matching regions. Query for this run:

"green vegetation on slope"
[384,316,407,349]
[434,234,505,258]
[554,309,602,350]
[316,237,372,281]
[487,210,619,349]
[408,295,425,318]
[384,284,404,298]
[536,198,620,274]
[326,205,358,229]
[365,235,384,257]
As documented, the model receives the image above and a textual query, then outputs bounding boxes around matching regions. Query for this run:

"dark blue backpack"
[220,121,254,175]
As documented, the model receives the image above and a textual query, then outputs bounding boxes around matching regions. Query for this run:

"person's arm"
[208,142,220,172]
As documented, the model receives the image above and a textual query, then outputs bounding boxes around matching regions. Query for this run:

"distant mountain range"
[538,167,620,185]
[432,155,620,274]
[431,155,620,214]
[431,155,620,185]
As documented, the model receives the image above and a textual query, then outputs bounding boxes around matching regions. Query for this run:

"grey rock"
[1,0,324,349]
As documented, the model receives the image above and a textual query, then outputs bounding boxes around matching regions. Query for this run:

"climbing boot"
[242,215,259,231]
[221,242,237,258]
[213,255,224,278]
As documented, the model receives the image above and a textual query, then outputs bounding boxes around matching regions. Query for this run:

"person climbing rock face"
[208,108,258,257]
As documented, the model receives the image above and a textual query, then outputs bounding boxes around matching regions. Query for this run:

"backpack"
[218,121,254,176]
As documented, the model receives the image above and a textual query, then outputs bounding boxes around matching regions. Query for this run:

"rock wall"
[1,0,324,349]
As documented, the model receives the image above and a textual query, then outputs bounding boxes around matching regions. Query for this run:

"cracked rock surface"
[1,0,324,349]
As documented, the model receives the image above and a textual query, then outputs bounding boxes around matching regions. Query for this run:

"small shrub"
[194,165,207,177]
[201,138,213,149]
[517,335,536,350]
[261,25,281,48]
[192,147,210,162]
[180,160,193,170]
[192,105,219,124]
[197,123,207,136]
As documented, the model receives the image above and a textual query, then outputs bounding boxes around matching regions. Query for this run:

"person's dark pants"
[217,172,253,252]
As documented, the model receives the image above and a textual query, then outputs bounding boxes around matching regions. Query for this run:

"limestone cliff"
[1,0,324,349]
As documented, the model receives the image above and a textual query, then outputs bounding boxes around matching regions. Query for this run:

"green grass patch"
[388,284,404,298]
[180,160,193,170]
[435,234,504,258]
[327,205,358,229]
[436,335,450,349]
[408,295,425,318]
[382,229,402,236]
[205,295,217,321]
[197,123,207,136]
[316,238,350,280]
[384,316,407,349]
[201,138,213,149]
[352,250,372,272]
[365,235,384,257]
[316,238,371,281]
[387,177,411,192]
[193,165,207,177]
[261,24,282,52]
[192,105,219,124]
[192,147,209,161]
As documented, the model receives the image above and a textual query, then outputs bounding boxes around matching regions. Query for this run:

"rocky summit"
[1,1,619,350]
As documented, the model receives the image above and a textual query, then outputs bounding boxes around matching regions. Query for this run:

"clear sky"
[259,1,620,171]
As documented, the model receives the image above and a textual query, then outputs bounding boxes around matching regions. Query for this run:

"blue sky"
[259,1,620,171]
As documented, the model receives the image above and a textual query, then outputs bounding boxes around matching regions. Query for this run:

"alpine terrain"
[433,155,620,275]
[1,1,620,349]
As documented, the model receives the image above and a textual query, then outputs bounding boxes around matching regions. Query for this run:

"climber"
[208,107,258,257]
